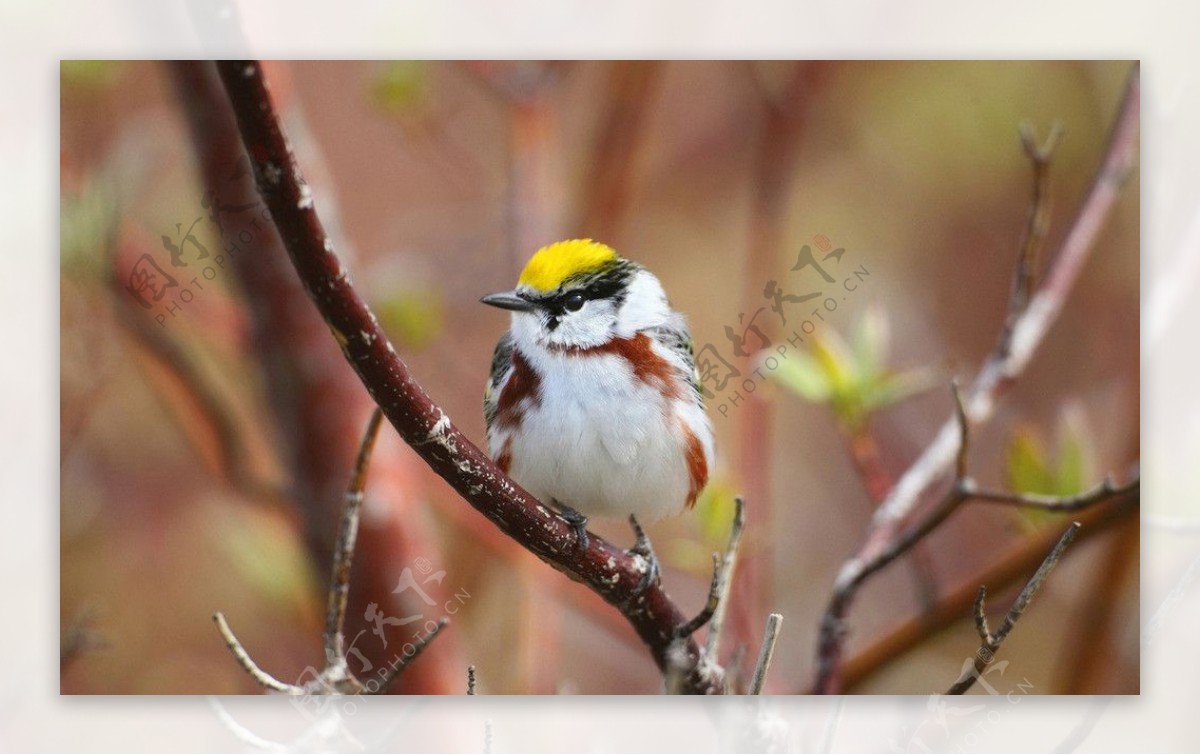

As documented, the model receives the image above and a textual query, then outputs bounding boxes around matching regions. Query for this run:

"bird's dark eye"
[563,292,585,312]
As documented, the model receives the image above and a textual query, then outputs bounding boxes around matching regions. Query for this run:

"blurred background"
[60,60,1138,695]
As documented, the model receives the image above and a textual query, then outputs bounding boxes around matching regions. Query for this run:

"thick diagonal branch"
[211,60,724,694]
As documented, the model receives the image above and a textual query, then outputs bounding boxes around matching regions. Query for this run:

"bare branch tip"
[1019,121,1065,162]
[950,381,970,480]
[349,407,386,493]
[973,586,991,642]
[212,611,294,694]
[749,613,784,694]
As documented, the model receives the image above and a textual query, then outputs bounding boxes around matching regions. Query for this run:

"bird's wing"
[483,330,515,435]
[647,315,705,409]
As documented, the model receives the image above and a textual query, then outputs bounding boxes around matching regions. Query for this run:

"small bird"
[481,239,714,580]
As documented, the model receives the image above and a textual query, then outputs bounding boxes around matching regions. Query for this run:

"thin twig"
[212,612,295,693]
[814,63,1140,694]
[835,496,1136,692]
[211,59,726,693]
[748,613,783,694]
[953,380,970,481]
[705,496,747,659]
[966,475,1139,511]
[872,64,1139,531]
[213,409,445,695]
[947,522,1081,694]
[1003,121,1065,337]
[674,553,722,639]
[815,383,1136,693]
[377,618,450,692]
[324,408,383,663]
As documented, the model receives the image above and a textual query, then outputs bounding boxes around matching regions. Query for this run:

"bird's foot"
[555,502,590,551]
[627,515,661,597]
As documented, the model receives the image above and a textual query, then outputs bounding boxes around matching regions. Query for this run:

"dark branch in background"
[108,265,282,506]
[213,60,729,694]
[572,61,661,240]
[813,64,1141,694]
[735,60,834,659]
[947,523,1080,694]
[214,409,447,694]
[1054,512,1139,692]
[814,381,1139,693]
[1003,122,1065,334]
[837,494,1137,691]
[170,60,461,692]
[60,607,106,674]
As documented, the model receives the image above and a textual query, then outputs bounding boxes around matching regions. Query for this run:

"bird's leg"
[553,500,590,551]
[627,515,660,597]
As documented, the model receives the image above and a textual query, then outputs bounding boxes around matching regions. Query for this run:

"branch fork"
[214,409,448,695]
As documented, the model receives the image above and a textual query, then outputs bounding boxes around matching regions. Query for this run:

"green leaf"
[860,367,937,414]
[1006,427,1052,495]
[853,304,889,380]
[1053,406,1091,495]
[61,61,123,91]
[809,330,858,399]
[692,478,738,551]
[770,308,934,430]
[376,289,443,352]
[61,177,118,278]
[370,61,430,116]
[768,351,832,402]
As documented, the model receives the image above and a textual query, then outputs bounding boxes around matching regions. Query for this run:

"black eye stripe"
[529,260,638,316]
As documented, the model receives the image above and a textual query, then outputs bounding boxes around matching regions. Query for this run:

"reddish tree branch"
[169,60,460,692]
[211,60,725,694]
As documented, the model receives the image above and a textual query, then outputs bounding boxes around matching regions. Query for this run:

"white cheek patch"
[546,301,619,349]
[615,270,670,336]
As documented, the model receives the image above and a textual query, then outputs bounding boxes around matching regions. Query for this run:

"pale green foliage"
[669,478,739,574]
[370,61,431,116]
[61,176,118,278]
[769,305,935,430]
[61,60,124,91]
[1006,408,1090,497]
[377,289,444,351]
[1005,406,1093,529]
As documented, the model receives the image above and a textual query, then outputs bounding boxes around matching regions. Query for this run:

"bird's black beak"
[480,290,535,313]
